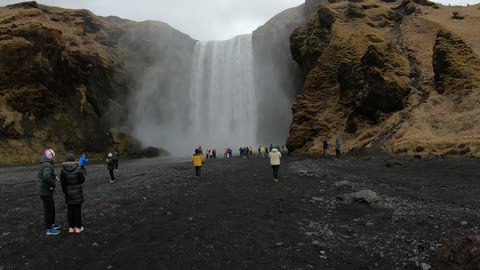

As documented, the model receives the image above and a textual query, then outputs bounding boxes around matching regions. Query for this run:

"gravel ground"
[1,155,479,269]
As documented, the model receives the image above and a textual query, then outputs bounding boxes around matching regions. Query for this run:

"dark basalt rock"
[7,1,39,9]
[432,236,480,270]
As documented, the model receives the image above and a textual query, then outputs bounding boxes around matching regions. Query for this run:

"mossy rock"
[452,11,465,20]
[412,0,435,6]
[345,3,366,18]
[404,2,418,15]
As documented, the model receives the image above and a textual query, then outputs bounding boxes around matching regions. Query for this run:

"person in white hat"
[37,148,61,235]
[106,153,115,182]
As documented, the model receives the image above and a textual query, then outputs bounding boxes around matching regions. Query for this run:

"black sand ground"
[1,155,480,269]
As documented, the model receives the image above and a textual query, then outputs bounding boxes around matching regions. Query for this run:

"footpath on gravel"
[1,155,480,269]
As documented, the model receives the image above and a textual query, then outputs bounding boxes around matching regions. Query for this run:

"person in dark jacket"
[323,138,329,158]
[38,148,61,235]
[60,153,85,234]
[106,153,115,182]
[335,138,341,159]
[112,152,119,173]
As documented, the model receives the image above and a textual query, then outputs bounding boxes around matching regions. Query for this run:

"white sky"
[0,0,478,40]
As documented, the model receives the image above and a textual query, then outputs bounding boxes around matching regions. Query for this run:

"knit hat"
[66,153,75,162]
[108,153,113,158]
[45,149,55,160]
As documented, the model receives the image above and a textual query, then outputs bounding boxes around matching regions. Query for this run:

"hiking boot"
[68,228,75,233]
[46,229,60,236]
[74,227,83,234]
[273,178,279,182]
[52,224,61,230]
[109,180,115,183]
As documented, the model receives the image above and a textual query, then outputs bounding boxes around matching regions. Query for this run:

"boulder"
[432,236,480,270]
[337,190,380,204]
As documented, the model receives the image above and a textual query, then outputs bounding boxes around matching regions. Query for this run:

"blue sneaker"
[52,224,61,230]
[46,229,60,236]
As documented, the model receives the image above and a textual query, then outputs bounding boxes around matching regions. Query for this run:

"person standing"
[112,152,119,173]
[38,148,61,235]
[79,153,88,176]
[106,153,115,182]
[269,147,282,182]
[323,138,329,158]
[335,139,342,159]
[60,153,85,234]
[192,148,204,179]
[212,149,217,159]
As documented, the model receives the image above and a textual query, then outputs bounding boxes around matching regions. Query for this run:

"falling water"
[188,34,258,151]
[131,34,259,156]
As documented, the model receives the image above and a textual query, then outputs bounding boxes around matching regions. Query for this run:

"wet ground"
[1,154,480,269]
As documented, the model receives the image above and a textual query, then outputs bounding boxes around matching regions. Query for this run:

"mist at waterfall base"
[130,35,294,157]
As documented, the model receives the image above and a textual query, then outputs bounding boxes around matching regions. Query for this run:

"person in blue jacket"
[79,153,89,175]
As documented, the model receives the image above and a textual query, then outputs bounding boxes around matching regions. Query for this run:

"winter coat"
[60,162,85,204]
[79,154,88,166]
[335,141,341,150]
[37,156,56,196]
[106,158,115,170]
[268,149,282,166]
[192,154,204,167]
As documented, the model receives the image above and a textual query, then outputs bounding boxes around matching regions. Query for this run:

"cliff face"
[252,1,328,144]
[287,0,480,157]
[0,2,195,164]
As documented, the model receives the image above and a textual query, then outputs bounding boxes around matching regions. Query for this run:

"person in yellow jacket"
[192,148,204,179]
[268,147,282,182]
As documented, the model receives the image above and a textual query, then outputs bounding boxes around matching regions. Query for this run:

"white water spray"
[131,34,259,155]
[188,35,258,151]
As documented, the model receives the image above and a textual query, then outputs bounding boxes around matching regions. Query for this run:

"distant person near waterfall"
[192,148,204,179]
[335,139,341,159]
[79,153,89,176]
[106,153,115,183]
[323,138,329,158]
[268,147,282,182]
[112,152,119,173]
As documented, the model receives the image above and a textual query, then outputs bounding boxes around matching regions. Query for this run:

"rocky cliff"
[0,2,195,164]
[287,0,480,157]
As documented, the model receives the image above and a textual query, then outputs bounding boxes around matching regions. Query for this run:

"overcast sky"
[0,0,478,40]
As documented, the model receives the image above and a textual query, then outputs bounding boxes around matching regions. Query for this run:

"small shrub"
[452,11,465,19]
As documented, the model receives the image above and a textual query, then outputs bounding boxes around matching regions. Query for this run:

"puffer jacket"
[60,162,85,204]
[37,156,56,196]
[106,158,115,170]
[268,149,282,166]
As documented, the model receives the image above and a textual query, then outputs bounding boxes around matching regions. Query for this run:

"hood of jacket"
[39,156,53,165]
[62,161,79,172]
[80,154,87,160]
[271,149,279,153]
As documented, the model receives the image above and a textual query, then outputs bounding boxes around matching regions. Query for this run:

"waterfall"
[130,34,259,156]
[188,34,258,152]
